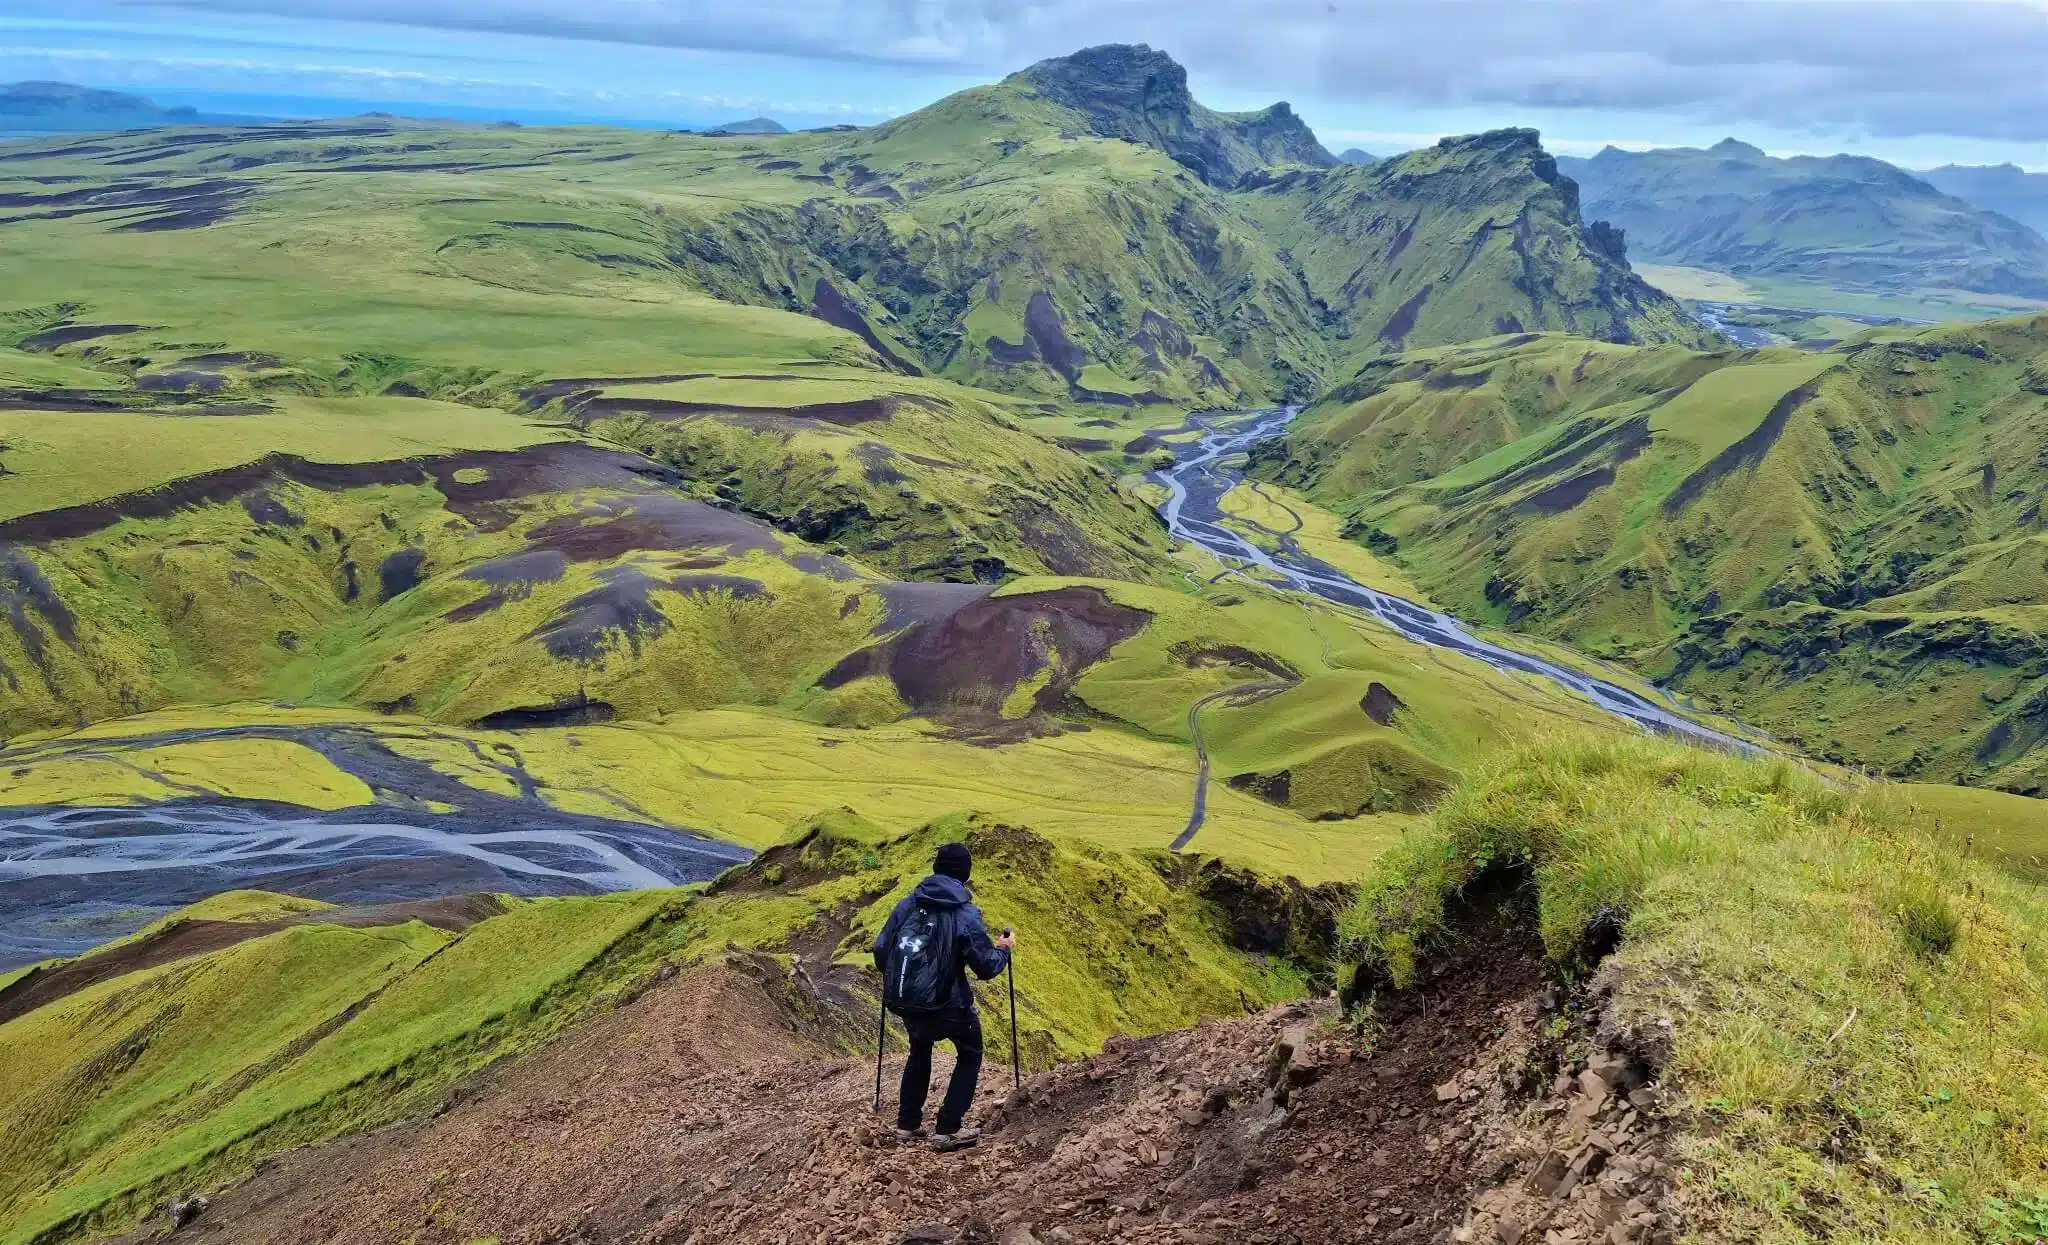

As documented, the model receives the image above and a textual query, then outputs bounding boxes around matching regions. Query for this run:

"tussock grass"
[1344,732,2048,1243]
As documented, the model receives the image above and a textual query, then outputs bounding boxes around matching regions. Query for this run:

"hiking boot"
[892,1126,929,1142]
[930,1127,980,1151]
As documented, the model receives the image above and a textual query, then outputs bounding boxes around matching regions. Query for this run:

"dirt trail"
[135,901,1674,1245]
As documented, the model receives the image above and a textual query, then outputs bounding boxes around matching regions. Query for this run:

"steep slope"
[1561,141,2048,299]
[1234,130,1716,365]
[1260,317,2048,791]
[1919,163,2048,238]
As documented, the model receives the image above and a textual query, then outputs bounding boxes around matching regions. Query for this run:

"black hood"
[911,874,972,908]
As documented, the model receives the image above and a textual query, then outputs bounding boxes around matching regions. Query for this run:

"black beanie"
[933,842,972,882]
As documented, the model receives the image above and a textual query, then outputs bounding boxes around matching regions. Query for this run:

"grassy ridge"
[1263,319,2048,793]
[1346,734,2048,1242]
[0,812,1327,1244]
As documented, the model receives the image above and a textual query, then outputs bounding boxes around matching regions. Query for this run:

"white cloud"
[57,0,2048,142]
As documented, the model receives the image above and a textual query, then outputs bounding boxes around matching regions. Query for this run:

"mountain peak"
[1710,137,1766,159]
[1009,43,1334,186]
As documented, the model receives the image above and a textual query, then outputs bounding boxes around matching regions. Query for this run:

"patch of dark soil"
[1448,414,1650,508]
[1520,466,1617,515]
[755,160,801,172]
[1361,681,1405,725]
[786,552,862,582]
[377,548,426,600]
[852,441,907,484]
[985,335,1038,366]
[16,323,143,350]
[0,444,676,546]
[179,351,282,369]
[1054,436,1113,452]
[810,278,920,375]
[1170,641,1301,682]
[442,550,569,621]
[472,696,618,730]
[664,573,766,599]
[1024,291,1086,380]
[516,373,711,409]
[820,586,1148,731]
[1422,366,1491,390]
[571,394,894,427]
[1,545,79,674]
[1226,768,1293,807]
[1379,283,1434,345]
[1660,377,1824,516]
[871,580,997,632]
[1124,434,1165,454]
[136,370,226,393]
[239,489,302,528]
[530,564,669,661]
[526,496,782,561]
[116,203,235,231]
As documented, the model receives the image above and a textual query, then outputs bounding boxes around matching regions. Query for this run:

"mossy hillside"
[0,399,570,524]
[692,810,1324,1063]
[1228,131,1719,370]
[1,813,1341,1244]
[0,890,678,1245]
[575,376,1173,583]
[1344,734,2048,1244]
[0,404,1157,736]
[0,46,1705,422]
[1263,318,2048,790]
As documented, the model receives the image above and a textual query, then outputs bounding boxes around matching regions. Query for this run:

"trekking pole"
[1004,928,1021,1090]
[873,994,887,1112]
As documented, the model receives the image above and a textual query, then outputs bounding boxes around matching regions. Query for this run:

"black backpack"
[884,902,957,1016]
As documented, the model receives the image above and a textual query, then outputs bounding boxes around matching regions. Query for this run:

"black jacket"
[871,874,1010,1014]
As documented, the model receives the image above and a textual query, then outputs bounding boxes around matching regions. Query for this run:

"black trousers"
[897,1008,983,1134]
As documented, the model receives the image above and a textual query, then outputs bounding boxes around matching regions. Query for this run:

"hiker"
[873,842,1015,1150]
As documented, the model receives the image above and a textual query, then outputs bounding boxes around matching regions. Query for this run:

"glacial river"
[0,796,749,969]
[1153,407,1753,751]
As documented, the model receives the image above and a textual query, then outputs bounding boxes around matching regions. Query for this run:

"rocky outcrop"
[1007,44,1336,187]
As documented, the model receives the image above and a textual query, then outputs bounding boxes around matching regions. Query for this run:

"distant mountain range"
[0,81,253,132]
[1559,139,2048,300]
[1916,163,2048,237]
[1337,148,1378,165]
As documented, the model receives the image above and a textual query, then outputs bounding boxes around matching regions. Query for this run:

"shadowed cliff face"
[1006,42,1337,187]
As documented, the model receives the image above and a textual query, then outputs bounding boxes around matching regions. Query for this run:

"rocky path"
[131,901,1679,1245]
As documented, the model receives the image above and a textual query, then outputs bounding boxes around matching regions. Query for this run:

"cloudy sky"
[5,0,2045,167]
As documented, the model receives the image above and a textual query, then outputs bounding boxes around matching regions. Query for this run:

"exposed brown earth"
[124,894,1674,1245]
[820,586,1150,733]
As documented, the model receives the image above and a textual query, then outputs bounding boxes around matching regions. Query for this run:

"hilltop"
[1561,140,2048,301]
